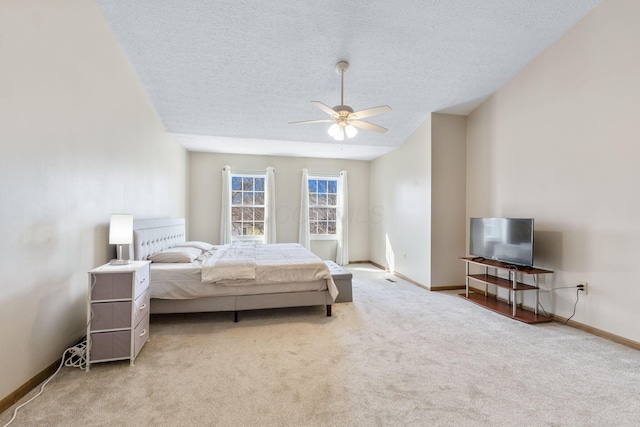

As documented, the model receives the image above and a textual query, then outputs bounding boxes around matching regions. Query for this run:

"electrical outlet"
[578,281,589,295]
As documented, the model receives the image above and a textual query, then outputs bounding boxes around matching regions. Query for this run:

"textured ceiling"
[96,0,601,160]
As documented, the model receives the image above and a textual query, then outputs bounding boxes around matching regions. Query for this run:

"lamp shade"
[345,124,358,138]
[109,214,133,245]
[328,123,340,138]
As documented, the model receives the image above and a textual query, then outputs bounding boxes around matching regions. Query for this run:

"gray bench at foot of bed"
[324,260,353,303]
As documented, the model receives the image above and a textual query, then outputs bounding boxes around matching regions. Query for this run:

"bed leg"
[326,305,332,317]
[234,311,238,323]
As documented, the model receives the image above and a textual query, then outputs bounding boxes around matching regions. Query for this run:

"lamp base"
[109,259,131,265]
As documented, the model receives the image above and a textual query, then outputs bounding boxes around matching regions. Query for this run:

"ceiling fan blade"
[311,101,339,118]
[289,119,334,125]
[350,120,388,134]
[350,105,392,120]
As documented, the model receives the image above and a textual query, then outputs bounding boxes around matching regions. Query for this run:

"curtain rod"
[223,168,275,174]
[308,172,341,178]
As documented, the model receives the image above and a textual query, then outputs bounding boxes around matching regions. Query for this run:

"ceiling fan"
[289,61,391,141]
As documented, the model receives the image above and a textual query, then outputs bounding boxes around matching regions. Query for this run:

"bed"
[132,218,338,321]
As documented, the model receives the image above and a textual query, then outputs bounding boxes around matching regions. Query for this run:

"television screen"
[469,218,534,266]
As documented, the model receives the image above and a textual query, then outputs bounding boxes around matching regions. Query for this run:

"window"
[308,177,338,237]
[231,174,265,240]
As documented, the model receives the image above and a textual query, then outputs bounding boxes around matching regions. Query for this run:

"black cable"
[563,288,581,324]
[538,286,581,320]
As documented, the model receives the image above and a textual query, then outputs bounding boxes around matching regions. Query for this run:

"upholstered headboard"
[132,218,186,261]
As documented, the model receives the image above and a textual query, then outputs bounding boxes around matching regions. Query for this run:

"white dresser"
[86,261,151,371]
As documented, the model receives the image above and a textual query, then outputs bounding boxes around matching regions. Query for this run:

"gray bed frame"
[132,218,333,321]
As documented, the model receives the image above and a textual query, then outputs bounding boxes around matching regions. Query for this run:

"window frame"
[231,173,266,242]
[307,175,339,241]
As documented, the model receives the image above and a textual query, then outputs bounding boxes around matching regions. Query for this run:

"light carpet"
[3,264,640,426]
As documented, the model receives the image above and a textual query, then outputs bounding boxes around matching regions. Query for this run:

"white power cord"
[2,341,87,427]
[4,276,96,426]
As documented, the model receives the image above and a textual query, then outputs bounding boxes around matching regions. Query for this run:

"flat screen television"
[469,218,534,267]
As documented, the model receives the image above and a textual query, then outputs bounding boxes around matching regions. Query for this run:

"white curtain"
[298,168,310,249]
[264,166,276,244]
[220,165,232,244]
[336,170,349,265]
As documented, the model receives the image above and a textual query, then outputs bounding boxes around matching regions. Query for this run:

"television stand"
[459,257,553,324]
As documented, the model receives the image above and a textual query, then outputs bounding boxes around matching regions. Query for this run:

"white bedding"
[202,242,332,285]
[150,243,338,301]
[201,241,257,283]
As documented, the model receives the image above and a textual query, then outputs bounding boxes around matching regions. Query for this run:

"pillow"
[148,246,202,263]
[175,241,214,252]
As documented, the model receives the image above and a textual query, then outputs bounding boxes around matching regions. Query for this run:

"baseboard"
[0,358,61,415]
[431,285,466,291]
[366,261,429,290]
[553,315,640,351]
[366,261,386,271]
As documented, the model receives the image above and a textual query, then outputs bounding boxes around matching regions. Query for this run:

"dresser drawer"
[134,289,150,327]
[133,314,149,358]
[90,330,131,361]
[91,301,132,330]
[91,273,132,300]
[134,265,150,298]
[87,261,151,370]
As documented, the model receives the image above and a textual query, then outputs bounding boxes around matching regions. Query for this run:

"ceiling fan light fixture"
[328,123,357,140]
[290,61,391,139]
[345,124,358,138]
[328,123,340,138]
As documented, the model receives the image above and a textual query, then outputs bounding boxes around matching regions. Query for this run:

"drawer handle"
[139,329,147,337]
[139,278,147,283]
[139,303,147,311]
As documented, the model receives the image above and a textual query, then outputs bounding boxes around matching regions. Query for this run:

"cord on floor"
[3,341,87,427]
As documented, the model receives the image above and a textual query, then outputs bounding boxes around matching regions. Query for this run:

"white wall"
[431,113,467,288]
[466,0,640,342]
[370,117,432,286]
[370,113,467,288]
[0,0,187,401]
[189,152,370,262]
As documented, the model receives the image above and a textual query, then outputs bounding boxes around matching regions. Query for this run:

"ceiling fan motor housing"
[333,105,354,116]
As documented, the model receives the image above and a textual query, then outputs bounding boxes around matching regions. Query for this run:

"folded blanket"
[201,241,256,283]
[200,243,333,287]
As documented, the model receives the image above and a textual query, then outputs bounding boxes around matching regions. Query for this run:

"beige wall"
[467,0,640,342]
[370,113,467,288]
[431,113,466,288]
[0,0,187,401]
[188,152,370,261]
[370,117,432,286]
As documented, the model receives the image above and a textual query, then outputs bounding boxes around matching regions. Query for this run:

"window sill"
[232,236,265,243]
[311,234,339,241]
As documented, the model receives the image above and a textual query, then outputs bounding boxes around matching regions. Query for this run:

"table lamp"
[109,214,133,265]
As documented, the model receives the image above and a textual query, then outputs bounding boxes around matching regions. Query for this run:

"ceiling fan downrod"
[335,61,349,110]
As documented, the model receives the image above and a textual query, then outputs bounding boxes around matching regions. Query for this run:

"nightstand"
[86,261,151,371]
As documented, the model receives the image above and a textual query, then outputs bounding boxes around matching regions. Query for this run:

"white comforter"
[201,242,332,286]
[200,241,257,282]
